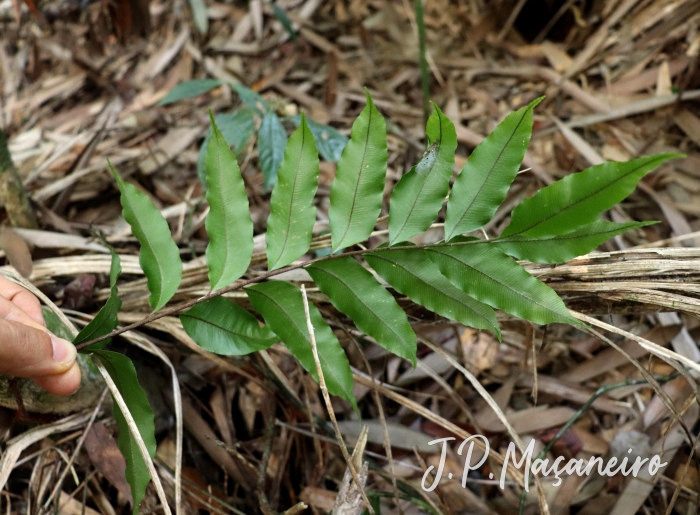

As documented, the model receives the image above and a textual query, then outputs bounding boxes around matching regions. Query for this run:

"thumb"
[0,319,81,396]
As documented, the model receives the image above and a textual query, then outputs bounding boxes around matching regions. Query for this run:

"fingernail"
[50,334,77,367]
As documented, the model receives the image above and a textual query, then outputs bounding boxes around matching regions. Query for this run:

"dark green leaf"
[246,281,356,410]
[180,297,277,355]
[197,109,257,188]
[205,112,254,290]
[426,241,578,326]
[94,350,156,515]
[110,162,182,311]
[444,97,541,241]
[365,246,499,337]
[75,245,122,351]
[502,153,683,238]
[388,104,457,245]
[230,83,270,115]
[272,3,296,39]
[266,113,319,270]
[329,90,387,251]
[307,257,416,365]
[158,79,221,106]
[258,112,288,191]
[287,115,348,162]
[493,220,655,263]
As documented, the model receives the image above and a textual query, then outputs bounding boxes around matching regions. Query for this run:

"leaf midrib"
[122,184,166,307]
[271,126,308,269]
[426,247,565,320]
[446,107,529,241]
[390,113,446,244]
[250,288,350,397]
[181,312,274,346]
[367,253,495,329]
[507,158,662,237]
[336,107,375,249]
[210,130,234,286]
[494,222,645,244]
[309,264,409,346]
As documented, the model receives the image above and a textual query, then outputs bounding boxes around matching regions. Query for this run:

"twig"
[299,285,373,515]
[42,388,109,513]
[420,337,550,515]
[517,372,681,515]
[72,238,491,351]
[93,357,172,515]
[413,0,430,125]
[496,0,527,41]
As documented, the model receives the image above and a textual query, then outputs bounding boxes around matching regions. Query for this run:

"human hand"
[0,276,81,396]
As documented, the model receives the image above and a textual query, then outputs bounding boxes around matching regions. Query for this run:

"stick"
[300,285,373,515]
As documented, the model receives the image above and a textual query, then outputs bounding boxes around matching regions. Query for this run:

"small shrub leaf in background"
[94,350,156,515]
[230,83,270,115]
[444,97,542,241]
[272,3,297,39]
[247,281,357,411]
[307,257,416,365]
[157,79,222,106]
[329,90,388,251]
[180,297,277,355]
[426,240,579,326]
[110,162,182,311]
[493,220,656,263]
[365,246,500,337]
[74,245,122,351]
[197,109,257,188]
[258,112,288,191]
[266,113,320,270]
[287,115,348,162]
[205,113,254,290]
[502,153,683,238]
[388,103,457,245]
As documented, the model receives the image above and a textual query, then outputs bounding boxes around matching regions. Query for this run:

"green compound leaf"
[258,112,288,191]
[180,297,277,355]
[110,162,182,311]
[502,153,684,238]
[75,245,122,351]
[247,281,356,410]
[329,90,388,251]
[444,97,542,241]
[93,350,156,515]
[197,109,257,188]
[266,113,320,270]
[205,112,254,291]
[307,257,416,365]
[158,79,222,106]
[426,241,579,326]
[388,103,457,245]
[365,246,500,337]
[493,220,656,263]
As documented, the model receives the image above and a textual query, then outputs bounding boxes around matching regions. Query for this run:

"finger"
[33,362,81,396]
[0,276,45,326]
[0,319,77,378]
[0,295,45,331]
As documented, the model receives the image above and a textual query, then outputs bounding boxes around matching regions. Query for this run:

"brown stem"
[74,239,487,351]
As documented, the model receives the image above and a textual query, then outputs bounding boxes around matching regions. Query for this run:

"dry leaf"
[0,226,33,277]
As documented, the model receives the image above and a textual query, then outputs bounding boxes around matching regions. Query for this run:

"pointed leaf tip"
[204,115,254,290]
[329,90,387,251]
